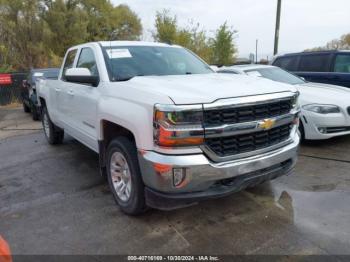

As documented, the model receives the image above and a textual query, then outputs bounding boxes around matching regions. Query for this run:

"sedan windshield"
[103,46,213,81]
[245,67,305,85]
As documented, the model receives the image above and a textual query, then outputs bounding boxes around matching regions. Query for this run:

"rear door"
[332,53,350,88]
[295,53,333,84]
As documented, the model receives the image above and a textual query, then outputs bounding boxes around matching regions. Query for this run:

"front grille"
[205,124,292,157]
[204,99,293,127]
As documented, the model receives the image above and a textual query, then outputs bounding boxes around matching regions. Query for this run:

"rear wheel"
[31,104,40,121]
[106,137,146,215]
[42,106,64,144]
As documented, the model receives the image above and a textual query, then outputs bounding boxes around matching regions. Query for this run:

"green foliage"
[210,22,237,66]
[153,10,177,44]
[153,10,237,64]
[0,0,50,70]
[0,45,14,72]
[42,0,89,57]
[0,0,142,71]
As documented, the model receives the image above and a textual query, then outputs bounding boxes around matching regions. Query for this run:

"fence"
[0,73,27,106]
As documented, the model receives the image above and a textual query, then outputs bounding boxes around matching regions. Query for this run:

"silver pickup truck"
[38,41,300,215]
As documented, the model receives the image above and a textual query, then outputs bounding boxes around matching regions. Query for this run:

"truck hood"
[297,82,350,106]
[127,73,297,104]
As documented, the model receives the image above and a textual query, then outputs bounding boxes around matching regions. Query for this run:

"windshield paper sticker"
[106,49,132,59]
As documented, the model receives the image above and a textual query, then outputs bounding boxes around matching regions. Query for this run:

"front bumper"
[138,132,300,210]
[302,110,350,140]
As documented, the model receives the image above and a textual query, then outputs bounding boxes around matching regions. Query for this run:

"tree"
[42,0,89,57]
[153,10,177,44]
[0,0,50,70]
[0,0,142,71]
[79,1,142,41]
[152,10,237,64]
[305,33,350,51]
[0,45,14,73]
[108,4,142,40]
[210,22,237,66]
[152,10,214,63]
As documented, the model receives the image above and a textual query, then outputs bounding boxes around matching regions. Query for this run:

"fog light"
[173,168,186,187]
[318,127,327,134]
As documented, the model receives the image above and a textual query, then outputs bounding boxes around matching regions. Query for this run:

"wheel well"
[99,120,136,170]
[101,120,135,145]
[39,97,46,107]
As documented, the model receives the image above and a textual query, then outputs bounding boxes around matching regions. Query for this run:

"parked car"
[38,41,300,215]
[22,68,60,120]
[272,50,350,88]
[218,64,350,140]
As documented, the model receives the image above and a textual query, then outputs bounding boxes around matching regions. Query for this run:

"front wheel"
[42,106,64,145]
[106,137,146,215]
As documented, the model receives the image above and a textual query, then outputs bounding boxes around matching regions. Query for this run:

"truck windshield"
[102,46,213,81]
[245,67,305,85]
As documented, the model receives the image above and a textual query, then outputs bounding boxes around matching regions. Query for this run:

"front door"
[67,47,100,151]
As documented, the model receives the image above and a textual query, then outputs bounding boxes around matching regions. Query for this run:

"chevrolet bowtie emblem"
[259,119,276,130]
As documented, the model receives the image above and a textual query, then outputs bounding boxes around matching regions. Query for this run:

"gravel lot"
[1,107,350,257]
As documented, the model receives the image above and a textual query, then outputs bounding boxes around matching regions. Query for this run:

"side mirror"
[65,68,99,87]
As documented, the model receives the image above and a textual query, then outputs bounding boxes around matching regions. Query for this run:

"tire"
[41,106,64,145]
[23,102,30,113]
[106,137,146,215]
[31,105,40,121]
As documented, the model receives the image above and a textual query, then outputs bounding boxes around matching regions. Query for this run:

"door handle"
[55,88,61,92]
[67,90,74,96]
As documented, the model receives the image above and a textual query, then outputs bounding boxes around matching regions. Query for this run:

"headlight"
[291,92,300,109]
[302,104,340,114]
[154,104,204,147]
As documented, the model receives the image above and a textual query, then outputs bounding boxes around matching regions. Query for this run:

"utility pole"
[274,0,282,55]
[255,39,258,64]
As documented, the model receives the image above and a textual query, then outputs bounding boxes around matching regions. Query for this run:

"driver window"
[77,48,99,77]
[334,54,350,73]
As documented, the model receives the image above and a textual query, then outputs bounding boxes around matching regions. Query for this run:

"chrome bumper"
[138,131,300,195]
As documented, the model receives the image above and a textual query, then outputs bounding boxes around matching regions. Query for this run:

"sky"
[111,0,350,60]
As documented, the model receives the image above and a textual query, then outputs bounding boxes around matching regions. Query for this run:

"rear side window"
[77,48,99,76]
[62,49,77,80]
[43,70,60,79]
[273,56,298,71]
[334,54,350,73]
[299,54,330,72]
